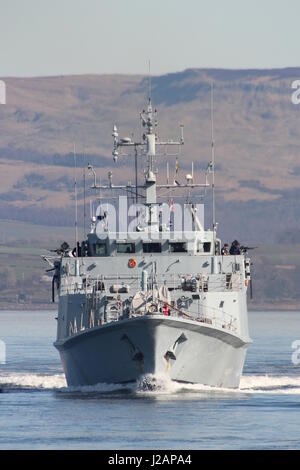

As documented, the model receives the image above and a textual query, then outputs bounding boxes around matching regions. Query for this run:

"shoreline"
[0,303,300,312]
[0,304,57,311]
[248,302,300,312]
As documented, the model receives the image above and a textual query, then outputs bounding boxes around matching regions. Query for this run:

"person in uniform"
[229,240,241,255]
[221,243,229,255]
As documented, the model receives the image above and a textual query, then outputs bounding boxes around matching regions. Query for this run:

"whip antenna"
[210,82,216,240]
[83,150,86,240]
[148,60,152,101]
[73,143,78,257]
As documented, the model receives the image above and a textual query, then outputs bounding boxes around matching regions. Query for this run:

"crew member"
[221,243,229,255]
[229,240,241,255]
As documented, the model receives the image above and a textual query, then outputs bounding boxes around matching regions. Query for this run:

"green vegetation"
[250,245,300,309]
[0,240,299,310]
[0,250,52,306]
[0,221,74,308]
[0,70,298,308]
[0,219,74,247]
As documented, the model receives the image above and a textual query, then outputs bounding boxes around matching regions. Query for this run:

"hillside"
[0,68,300,244]
[0,233,299,311]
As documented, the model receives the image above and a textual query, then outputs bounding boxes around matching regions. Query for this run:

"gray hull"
[54,315,251,388]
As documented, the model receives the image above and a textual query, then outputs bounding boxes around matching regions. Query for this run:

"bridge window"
[95,243,107,256]
[143,242,162,253]
[203,242,211,253]
[197,242,211,253]
[169,242,187,253]
[117,242,135,254]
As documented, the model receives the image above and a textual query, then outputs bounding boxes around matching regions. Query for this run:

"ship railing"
[60,272,242,296]
[198,273,242,292]
[64,272,240,337]
[67,294,238,338]
[153,298,238,334]
[59,279,88,296]
[67,302,237,338]
[193,310,237,334]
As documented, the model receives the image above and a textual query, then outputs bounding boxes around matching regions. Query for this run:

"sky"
[0,0,299,77]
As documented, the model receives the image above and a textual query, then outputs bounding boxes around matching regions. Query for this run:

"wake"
[1,372,300,395]
[136,373,300,395]
[0,373,66,391]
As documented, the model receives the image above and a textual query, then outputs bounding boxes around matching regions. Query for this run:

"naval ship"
[46,88,252,388]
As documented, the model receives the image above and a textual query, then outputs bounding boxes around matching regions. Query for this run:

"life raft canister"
[128,258,136,268]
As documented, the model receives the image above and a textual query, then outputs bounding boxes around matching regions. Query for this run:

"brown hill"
[1,68,300,243]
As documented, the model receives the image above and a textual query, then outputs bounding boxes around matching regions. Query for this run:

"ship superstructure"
[47,89,252,388]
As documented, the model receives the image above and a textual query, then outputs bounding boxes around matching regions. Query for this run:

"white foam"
[239,374,300,394]
[134,373,300,396]
[132,373,300,396]
[0,373,66,390]
[1,372,300,395]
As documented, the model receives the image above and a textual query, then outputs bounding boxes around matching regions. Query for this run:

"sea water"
[0,310,300,449]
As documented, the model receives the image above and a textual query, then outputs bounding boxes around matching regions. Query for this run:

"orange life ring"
[128,258,136,268]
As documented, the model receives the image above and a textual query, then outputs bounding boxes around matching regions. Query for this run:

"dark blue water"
[1,310,300,449]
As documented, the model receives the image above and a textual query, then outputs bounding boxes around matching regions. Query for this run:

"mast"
[109,80,187,231]
[83,150,86,240]
[89,85,212,235]
[134,144,138,205]
[210,82,216,241]
[73,143,78,257]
